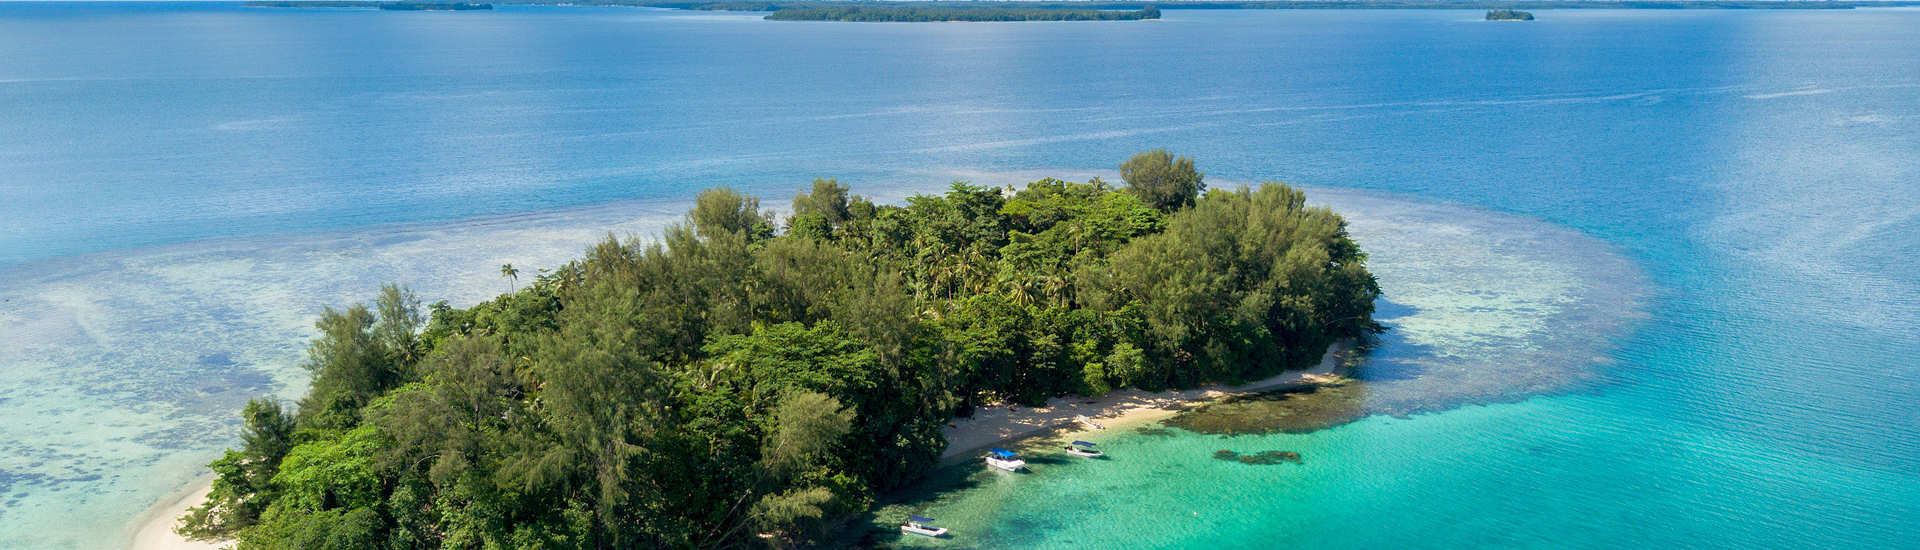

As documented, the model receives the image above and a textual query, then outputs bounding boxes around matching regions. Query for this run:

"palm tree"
[1000,273,1037,307]
[500,263,519,292]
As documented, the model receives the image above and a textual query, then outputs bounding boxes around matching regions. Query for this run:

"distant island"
[242,1,493,9]
[1486,8,1534,19]
[766,5,1159,22]
[379,2,493,10]
[173,151,1383,547]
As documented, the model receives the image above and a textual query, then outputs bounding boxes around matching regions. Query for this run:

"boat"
[900,515,948,537]
[1074,414,1105,429]
[1064,440,1104,458]
[985,448,1027,472]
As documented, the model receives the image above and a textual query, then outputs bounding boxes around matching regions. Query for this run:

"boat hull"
[986,457,1027,471]
[902,525,948,537]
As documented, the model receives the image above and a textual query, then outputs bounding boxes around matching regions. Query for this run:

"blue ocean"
[0,4,1915,548]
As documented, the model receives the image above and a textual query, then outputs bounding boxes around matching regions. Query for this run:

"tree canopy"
[1120,149,1205,212]
[181,153,1379,549]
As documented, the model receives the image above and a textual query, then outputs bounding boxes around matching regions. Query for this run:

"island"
[378,2,493,10]
[241,1,493,9]
[171,151,1382,548]
[1486,8,1535,20]
[766,5,1159,22]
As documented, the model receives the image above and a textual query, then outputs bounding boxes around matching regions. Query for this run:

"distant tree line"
[765,5,1159,21]
[377,3,493,11]
[242,1,491,8]
[180,151,1381,549]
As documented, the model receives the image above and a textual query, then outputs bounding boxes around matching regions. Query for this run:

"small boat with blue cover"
[985,448,1027,471]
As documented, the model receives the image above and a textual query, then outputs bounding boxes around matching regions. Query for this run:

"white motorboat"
[900,516,948,537]
[1064,440,1104,458]
[986,448,1027,472]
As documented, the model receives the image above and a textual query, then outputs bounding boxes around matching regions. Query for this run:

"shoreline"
[128,478,222,550]
[128,344,1347,550]
[938,343,1350,463]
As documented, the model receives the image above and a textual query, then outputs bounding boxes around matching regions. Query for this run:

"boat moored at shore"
[986,448,1028,472]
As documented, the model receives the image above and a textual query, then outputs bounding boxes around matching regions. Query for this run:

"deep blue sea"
[1,4,1916,549]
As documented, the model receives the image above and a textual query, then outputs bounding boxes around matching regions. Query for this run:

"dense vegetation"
[1485,9,1534,20]
[765,6,1158,22]
[180,152,1380,549]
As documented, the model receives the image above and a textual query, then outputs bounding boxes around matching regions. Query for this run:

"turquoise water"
[1,4,1917,549]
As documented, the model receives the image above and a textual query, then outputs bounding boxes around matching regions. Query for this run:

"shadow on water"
[1370,297,1418,322]
[1345,301,1433,384]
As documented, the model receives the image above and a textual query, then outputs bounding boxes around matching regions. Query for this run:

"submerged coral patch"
[1213,449,1303,465]
[1133,426,1179,437]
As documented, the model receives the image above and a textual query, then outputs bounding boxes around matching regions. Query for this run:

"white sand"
[940,344,1349,461]
[128,478,225,550]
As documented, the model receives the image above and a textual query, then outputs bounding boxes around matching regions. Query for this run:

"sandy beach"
[939,344,1349,461]
[128,479,223,550]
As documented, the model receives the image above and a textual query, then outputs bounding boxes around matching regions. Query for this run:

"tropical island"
[170,151,1380,548]
[1486,8,1534,20]
[378,2,493,10]
[242,1,493,9]
[766,5,1159,22]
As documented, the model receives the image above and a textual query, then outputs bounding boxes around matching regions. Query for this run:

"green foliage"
[691,187,776,243]
[297,306,395,431]
[272,424,388,513]
[200,153,1378,549]
[764,392,854,472]
[1100,183,1381,385]
[374,283,425,368]
[178,399,296,539]
[791,178,853,228]
[1120,149,1205,212]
